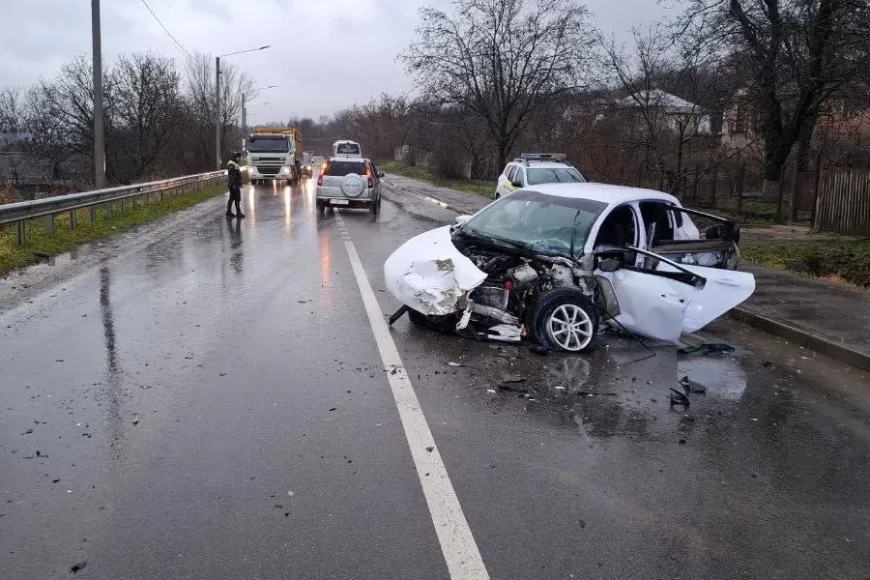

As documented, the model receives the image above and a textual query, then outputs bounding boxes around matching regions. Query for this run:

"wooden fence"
[814,168,870,236]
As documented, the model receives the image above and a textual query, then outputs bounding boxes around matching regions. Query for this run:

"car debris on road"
[385,183,755,353]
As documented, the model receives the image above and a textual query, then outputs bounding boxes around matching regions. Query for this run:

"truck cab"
[246,128,303,185]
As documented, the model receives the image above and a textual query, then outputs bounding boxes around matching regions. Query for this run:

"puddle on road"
[447,330,756,443]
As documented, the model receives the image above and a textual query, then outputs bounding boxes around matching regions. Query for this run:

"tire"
[408,309,458,333]
[495,193,501,200]
[316,200,325,213]
[528,288,599,352]
[370,195,380,215]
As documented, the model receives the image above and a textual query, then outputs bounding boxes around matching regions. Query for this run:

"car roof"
[522,183,681,206]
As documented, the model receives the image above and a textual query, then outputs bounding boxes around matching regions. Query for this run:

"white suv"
[495,153,585,199]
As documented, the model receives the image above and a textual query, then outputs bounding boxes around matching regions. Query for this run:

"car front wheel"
[529,288,599,352]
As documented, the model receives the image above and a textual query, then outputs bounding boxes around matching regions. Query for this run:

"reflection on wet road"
[1,179,869,580]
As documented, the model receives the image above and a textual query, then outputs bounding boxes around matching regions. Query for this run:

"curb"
[384,175,870,372]
[729,307,870,372]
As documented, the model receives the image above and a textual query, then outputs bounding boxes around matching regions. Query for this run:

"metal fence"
[814,167,870,236]
[0,171,225,246]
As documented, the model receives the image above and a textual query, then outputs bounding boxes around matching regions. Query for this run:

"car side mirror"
[511,179,523,188]
[378,172,385,178]
[598,257,622,273]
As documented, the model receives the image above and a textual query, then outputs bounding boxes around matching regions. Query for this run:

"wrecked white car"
[385,183,755,352]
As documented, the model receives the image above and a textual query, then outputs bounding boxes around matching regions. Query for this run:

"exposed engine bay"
[451,238,603,347]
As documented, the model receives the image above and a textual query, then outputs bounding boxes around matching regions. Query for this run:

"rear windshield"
[325,161,366,177]
[335,142,361,155]
[248,136,289,153]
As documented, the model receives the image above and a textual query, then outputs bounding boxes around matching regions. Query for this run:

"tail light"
[317,173,324,186]
[366,166,374,188]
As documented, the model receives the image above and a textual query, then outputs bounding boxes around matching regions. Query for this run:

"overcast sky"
[1,0,674,122]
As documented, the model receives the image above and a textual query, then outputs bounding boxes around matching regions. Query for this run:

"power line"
[136,0,193,59]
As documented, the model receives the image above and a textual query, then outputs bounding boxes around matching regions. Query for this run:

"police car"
[495,153,586,199]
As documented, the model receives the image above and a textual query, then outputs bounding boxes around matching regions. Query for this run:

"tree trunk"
[496,141,509,175]
[787,119,817,222]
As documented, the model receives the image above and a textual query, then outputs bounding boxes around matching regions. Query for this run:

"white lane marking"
[334,212,490,580]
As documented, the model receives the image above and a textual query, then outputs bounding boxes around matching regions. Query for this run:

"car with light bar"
[495,153,585,199]
[316,157,383,214]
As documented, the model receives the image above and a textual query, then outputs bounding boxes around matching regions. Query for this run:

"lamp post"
[215,45,270,169]
[242,85,277,136]
[91,0,105,188]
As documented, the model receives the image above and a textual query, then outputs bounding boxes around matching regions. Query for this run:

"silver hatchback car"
[316,157,383,214]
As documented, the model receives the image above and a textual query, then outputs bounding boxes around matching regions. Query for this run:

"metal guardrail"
[0,171,225,246]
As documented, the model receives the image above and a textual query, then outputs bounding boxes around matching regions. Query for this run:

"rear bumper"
[317,197,373,208]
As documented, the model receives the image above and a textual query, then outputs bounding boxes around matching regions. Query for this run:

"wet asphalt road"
[2,178,870,580]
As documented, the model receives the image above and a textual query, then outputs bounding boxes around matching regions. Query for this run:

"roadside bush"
[747,242,870,288]
[0,184,19,204]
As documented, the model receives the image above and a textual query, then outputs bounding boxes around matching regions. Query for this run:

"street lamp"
[92,0,106,188]
[215,45,270,169]
[242,84,277,135]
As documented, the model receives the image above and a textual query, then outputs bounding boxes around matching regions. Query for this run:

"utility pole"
[241,93,246,137]
[215,56,221,170]
[214,47,270,169]
[91,0,106,188]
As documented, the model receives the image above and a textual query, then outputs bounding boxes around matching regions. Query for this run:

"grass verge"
[0,184,226,278]
[742,239,870,288]
[381,160,496,198]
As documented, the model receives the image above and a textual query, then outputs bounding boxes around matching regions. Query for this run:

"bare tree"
[600,27,733,194]
[403,0,595,172]
[0,88,22,135]
[678,0,870,195]
[110,53,183,183]
[184,52,253,167]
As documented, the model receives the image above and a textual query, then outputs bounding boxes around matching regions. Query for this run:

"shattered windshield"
[527,167,586,185]
[462,190,605,256]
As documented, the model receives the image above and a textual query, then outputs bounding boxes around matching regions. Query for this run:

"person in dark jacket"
[226,152,245,218]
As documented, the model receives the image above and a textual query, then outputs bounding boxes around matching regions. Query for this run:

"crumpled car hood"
[384,226,486,316]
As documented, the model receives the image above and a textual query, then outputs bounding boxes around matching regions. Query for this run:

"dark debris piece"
[678,343,735,357]
[669,389,690,408]
[70,561,87,574]
[679,376,707,394]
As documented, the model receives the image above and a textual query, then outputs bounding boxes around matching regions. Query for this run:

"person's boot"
[236,212,246,219]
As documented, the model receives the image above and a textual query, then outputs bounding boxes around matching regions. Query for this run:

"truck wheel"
[528,288,599,352]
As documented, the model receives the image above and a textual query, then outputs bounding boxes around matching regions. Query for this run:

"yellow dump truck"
[244,127,304,185]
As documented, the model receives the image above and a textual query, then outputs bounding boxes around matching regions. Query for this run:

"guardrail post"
[46,214,55,235]
[70,210,77,230]
[16,220,25,246]
[120,198,126,215]
[105,202,113,220]
[89,205,96,223]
